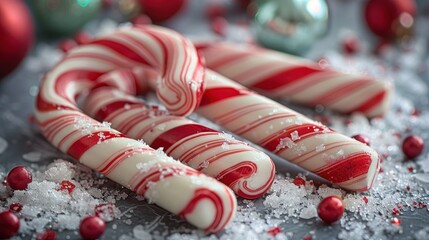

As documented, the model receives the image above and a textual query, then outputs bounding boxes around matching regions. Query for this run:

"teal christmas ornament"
[32,0,102,36]
[254,0,329,55]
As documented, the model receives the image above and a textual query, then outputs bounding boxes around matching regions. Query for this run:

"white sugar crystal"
[343,195,365,212]
[219,132,235,143]
[0,137,8,154]
[44,160,75,182]
[199,160,210,169]
[315,144,326,152]
[276,137,295,151]
[299,205,318,219]
[57,214,80,230]
[23,152,42,162]
[290,130,300,141]
[133,225,153,240]
[317,187,343,198]
[221,142,230,150]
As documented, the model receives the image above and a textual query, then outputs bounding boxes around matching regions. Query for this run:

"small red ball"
[139,0,187,22]
[352,134,370,146]
[293,177,306,187]
[79,216,106,240]
[205,4,227,20]
[402,135,424,159]
[211,17,228,36]
[59,39,78,53]
[7,166,32,190]
[317,196,344,224]
[132,14,152,26]
[74,31,92,45]
[364,0,416,39]
[342,36,360,54]
[0,210,20,239]
[36,229,56,240]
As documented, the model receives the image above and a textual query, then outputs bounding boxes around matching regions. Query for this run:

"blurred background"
[1,0,429,81]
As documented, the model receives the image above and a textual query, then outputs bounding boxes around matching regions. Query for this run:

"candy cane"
[35,26,235,232]
[196,42,392,118]
[84,79,275,199]
[196,70,380,192]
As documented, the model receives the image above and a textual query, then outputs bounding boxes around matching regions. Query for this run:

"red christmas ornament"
[138,0,188,22]
[6,166,32,190]
[317,196,344,224]
[0,0,34,79]
[352,134,370,146]
[36,230,57,240]
[0,210,20,239]
[364,0,416,39]
[402,135,424,159]
[79,216,106,240]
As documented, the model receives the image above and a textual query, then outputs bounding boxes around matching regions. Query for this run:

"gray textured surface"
[1,0,429,239]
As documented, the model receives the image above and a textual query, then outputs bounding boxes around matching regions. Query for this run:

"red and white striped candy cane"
[84,84,275,199]
[196,70,380,192]
[35,26,235,232]
[196,42,392,118]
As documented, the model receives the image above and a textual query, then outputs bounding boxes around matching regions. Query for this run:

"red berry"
[58,180,76,194]
[36,230,56,240]
[59,39,77,53]
[7,166,32,190]
[317,196,344,224]
[293,177,306,187]
[0,211,20,239]
[9,202,23,213]
[342,36,360,54]
[211,17,228,36]
[79,216,106,240]
[352,134,370,146]
[74,31,92,45]
[132,14,152,25]
[402,135,424,159]
[205,4,227,20]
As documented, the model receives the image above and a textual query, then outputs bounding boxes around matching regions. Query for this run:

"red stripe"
[91,39,151,65]
[200,87,250,106]
[178,188,224,232]
[150,124,218,150]
[309,80,372,105]
[351,90,387,114]
[315,153,372,183]
[261,124,326,151]
[217,161,255,187]
[67,131,127,160]
[251,66,322,91]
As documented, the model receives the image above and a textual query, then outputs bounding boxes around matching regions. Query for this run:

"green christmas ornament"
[254,0,329,55]
[32,0,102,36]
